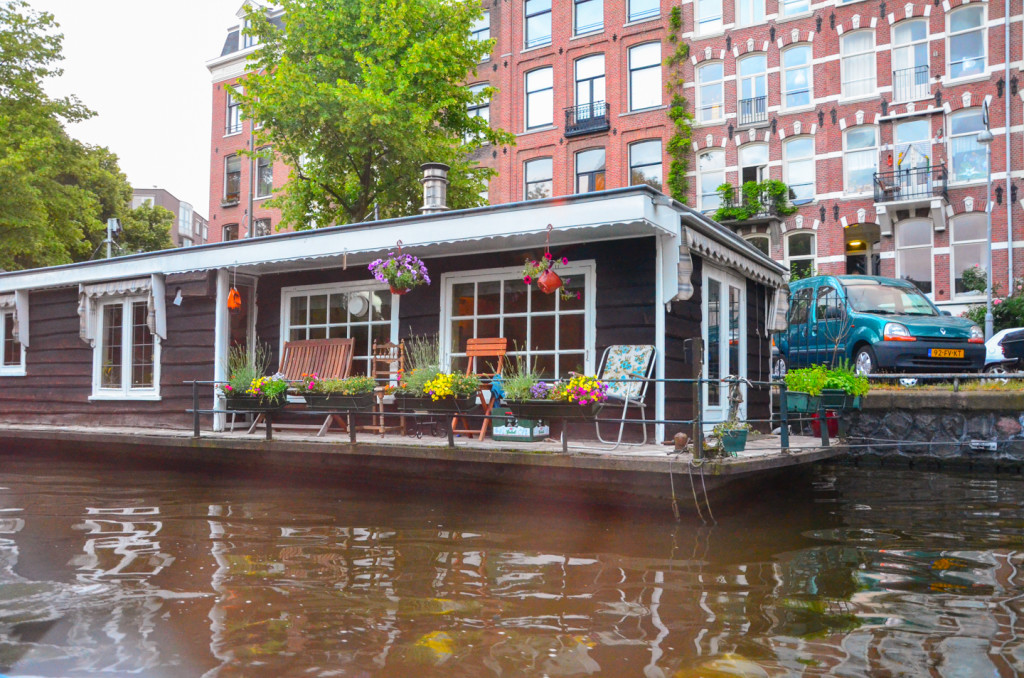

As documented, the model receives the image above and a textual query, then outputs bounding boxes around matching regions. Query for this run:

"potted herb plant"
[712,419,752,455]
[782,365,827,413]
[368,251,431,296]
[300,374,377,411]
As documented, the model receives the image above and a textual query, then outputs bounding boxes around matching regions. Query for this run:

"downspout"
[213,269,230,431]
[1005,0,1013,288]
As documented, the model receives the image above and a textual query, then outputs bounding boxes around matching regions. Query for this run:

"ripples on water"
[0,455,1023,676]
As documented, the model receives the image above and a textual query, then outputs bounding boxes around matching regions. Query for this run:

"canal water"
[0,456,1022,677]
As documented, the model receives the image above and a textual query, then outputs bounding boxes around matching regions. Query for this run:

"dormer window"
[242,17,259,49]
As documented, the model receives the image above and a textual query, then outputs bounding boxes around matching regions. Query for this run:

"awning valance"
[78,275,166,345]
[0,292,30,347]
[769,283,790,332]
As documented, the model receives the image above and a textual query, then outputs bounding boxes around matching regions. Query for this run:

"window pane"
[954,242,985,294]
[131,302,154,388]
[451,282,475,317]
[789,233,814,257]
[951,110,983,135]
[102,304,123,389]
[899,248,932,293]
[739,55,766,77]
[950,6,983,32]
[575,0,602,33]
[257,157,273,197]
[532,315,556,352]
[2,312,19,366]
[577,149,605,173]
[747,236,770,256]
[898,220,932,247]
[894,19,927,44]
[707,279,721,404]
[846,127,876,150]
[953,215,987,242]
[630,64,661,110]
[576,54,604,80]
[629,0,660,21]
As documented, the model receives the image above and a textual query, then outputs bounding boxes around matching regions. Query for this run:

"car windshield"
[843,283,937,316]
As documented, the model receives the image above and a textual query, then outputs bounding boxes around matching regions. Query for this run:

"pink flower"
[544,252,553,261]
[576,292,581,300]
[225,385,233,391]
[561,257,568,266]
[524,275,533,285]
[994,298,1002,305]
[531,260,537,266]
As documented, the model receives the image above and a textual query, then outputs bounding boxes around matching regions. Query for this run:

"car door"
[787,286,815,368]
[813,283,847,366]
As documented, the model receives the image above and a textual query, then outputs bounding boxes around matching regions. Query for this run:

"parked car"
[774,275,986,375]
[984,327,1024,374]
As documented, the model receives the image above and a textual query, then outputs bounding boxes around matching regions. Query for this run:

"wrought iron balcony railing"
[738,96,768,126]
[873,164,948,203]
[893,65,930,102]
[564,101,610,138]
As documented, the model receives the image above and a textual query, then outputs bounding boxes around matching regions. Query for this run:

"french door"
[702,267,747,426]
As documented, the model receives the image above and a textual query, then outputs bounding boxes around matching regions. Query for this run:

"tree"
[118,204,175,254]
[0,1,164,271]
[237,0,514,229]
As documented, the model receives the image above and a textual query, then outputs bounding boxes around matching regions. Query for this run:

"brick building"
[131,188,208,248]
[206,0,1022,313]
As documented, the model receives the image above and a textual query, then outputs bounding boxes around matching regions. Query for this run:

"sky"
[30,0,244,217]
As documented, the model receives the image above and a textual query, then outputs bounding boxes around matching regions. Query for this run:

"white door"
[702,267,748,427]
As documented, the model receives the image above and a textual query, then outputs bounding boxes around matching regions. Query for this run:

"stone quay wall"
[844,392,1024,465]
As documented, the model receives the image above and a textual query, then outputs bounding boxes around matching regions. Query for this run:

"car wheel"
[773,355,788,379]
[984,363,1010,385]
[854,346,877,376]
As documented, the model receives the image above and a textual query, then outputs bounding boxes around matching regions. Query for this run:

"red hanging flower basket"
[537,269,563,295]
[389,285,410,296]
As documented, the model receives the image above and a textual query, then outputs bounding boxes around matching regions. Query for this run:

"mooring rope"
[687,462,707,524]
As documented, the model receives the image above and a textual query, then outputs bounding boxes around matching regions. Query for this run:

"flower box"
[504,400,603,422]
[397,396,478,414]
[303,393,375,411]
[784,391,820,413]
[820,389,862,411]
[224,394,287,412]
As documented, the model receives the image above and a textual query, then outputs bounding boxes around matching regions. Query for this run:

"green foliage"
[785,365,828,396]
[712,419,751,434]
[118,203,174,254]
[405,333,442,372]
[236,0,515,229]
[316,375,378,395]
[962,278,1024,332]
[822,363,870,397]
[665,6,693,203]
[449,373,481,397]
[960,264,988,294]
[0,2,156,271]
[225,343,272,393]
[501,353,543,400]
[713,180,798,222]
[397,367,443,396]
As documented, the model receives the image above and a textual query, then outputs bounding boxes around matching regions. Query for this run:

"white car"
[984,327,1024,373]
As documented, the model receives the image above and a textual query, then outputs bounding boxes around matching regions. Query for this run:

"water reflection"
[0,457,1021,675]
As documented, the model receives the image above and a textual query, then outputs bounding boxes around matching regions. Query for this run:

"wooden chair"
[451,337,507,441]
[247,338,355,437]
[361,340,406,436]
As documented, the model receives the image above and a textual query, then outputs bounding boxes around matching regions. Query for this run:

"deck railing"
[873,164,948,203]
[564,101,610,137]
[738,95,767,126]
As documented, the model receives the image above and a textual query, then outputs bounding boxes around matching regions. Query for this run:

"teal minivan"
[775,275,986,375]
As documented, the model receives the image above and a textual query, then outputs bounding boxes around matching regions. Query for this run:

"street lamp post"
[977,99,994,340]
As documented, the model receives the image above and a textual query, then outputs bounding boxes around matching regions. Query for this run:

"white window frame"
[781,44,813,110]
[0,307,25,377]
[524,0,552,49]
[256,151,273,199]
[840,30,876,100]
[780,0,809,17]
[737,54,767,124]
[574,0,603,36]
[736,0,764,27]
[525,67,554,130]
[280,280,400,376]
[91,296,161,401]
[948,108,988,184]
[895,218,935,296]
[629,139,663,190]
[628,0,660,23]
[697,148,726,213]
[628,42,662,111]
[696,61,725,123]
[701,264,748,424]
[744,234,771,257]
[950,213,988,299]
[842,125,879,195]
[695,0,723,35]
[785,232,816,278]
[947,5,987,81]
[524,157,553,199]
[783,136,816,205]
[892,18,930,102]
[439,262,597,378]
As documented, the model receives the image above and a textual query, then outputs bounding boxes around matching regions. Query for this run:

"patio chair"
[451,337,507,441]
[361,340,406,436]
[247,337,355,437]
[594,344,656,448]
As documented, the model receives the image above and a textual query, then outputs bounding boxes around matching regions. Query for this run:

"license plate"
[929,348,964,358]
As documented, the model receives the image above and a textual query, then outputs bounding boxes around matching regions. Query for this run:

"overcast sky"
[30,0,244,217]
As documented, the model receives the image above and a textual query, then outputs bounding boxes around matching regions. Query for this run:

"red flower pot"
[537,269,562,295]
[389,285,410,296]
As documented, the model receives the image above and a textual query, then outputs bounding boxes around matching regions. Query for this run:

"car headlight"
[969,325,984,344]
[883,322,915,341]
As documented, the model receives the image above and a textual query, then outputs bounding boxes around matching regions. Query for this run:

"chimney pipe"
[420,162,450,215]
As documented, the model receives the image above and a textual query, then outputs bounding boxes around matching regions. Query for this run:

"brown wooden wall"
[0,273,216,429]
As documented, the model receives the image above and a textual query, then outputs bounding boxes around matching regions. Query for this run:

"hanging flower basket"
[368,242,430,295]
[522,226,579,301]
[537,269,563,295]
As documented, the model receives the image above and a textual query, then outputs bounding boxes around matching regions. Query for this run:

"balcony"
[873,164,949,234]
[892,65,930,103]
[564,102,610,138]
[712,180,796,228]
[738,96,767,127]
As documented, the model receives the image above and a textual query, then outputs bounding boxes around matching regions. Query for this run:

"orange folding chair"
[451,337,507,441]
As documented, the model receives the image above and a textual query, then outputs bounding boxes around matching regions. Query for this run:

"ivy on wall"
[665,6,694,204]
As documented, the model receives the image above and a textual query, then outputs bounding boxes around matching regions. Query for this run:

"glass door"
[703,267,747,427]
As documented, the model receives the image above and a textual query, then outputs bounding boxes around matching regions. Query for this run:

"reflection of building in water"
[73,507,174,581]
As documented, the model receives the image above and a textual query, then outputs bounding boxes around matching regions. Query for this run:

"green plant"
[713,180,798,222]
[501,353,543,401]
[396,366,442,396]
[960,264,988,294]
[368,252,430,292]
[245,375,289,401]
[405,333,442,372]
[784,365,828,396]
[712,419,751,434]
[665,6,693,203]
[224,343,272,395]
[822,363,869,396]
[316,375,377,395]
[962,278,1024,332]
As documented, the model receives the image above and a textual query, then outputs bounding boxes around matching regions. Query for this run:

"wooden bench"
[248,338,355,436]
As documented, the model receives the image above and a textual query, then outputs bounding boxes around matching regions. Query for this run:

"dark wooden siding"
[0,273,216,429]
[746,278,773,430]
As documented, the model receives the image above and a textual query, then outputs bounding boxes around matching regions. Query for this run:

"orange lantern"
[227,287,242,314]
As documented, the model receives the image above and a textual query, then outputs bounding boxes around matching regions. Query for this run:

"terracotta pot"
[537,269,562,295]
[389,285,410,296]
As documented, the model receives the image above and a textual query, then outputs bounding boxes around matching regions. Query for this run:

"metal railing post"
[192,380,200,439]
[818,399,830,448]
[778,382,790,451]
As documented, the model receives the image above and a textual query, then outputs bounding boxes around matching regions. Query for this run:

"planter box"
[785,391,820,413]
[397,396,478,414]
[821,389,862,410]
[719,428,748,455]
[303,393,375,411]
[504,400,603,422]
[224,394,287,412]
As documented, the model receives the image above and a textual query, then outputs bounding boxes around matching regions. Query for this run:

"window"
[629,0,659,22]
[739,143,767,184]
[780,0,809,17]
[784,137,815,204]
[628,43,661,111]
[575,55,605,112]
[575,0,603,35]
[696,0,723,34]
[576,149,606,193]
[843,126,878,195]
[223,223,239,241]
[789,286,813,325]
[892,19,929,101]
[951,214,987,296]
[224,155,241,204]
[94,298,158,398]
[525,67,553,129]
[948,6,986,80]
[256,153,273,199]
[178,203,193,236]
[840,31,876,99]
[745,234,771,257]
[471,11,490,56]
[226,90,242,135]
[786,232,816,279]
[736,0,764,27]
[283,284,397,375]
[444,265,593,379]
[629,140,662,190]
[949,108,988,183]
[254,218,272,237]
[738,55,767,125]
[893,119,933,196]
[525,0,551,48]
[697,62,724,123]
[241,17,258,49]
[525,157,553,199]
[698,149,725,212]
[896,219,933,294]
[782,45,812,109]
[467,83,490,141]
[0,307,24,376]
